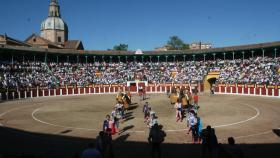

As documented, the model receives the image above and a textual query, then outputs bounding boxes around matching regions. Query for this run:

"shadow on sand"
[0,126,279,158]
[127,105,138,111]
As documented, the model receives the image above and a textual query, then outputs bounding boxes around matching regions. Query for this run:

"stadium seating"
[1,57,280,90]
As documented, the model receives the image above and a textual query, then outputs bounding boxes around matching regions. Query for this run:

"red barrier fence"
[215,84,280,97]
[0,83,202,101]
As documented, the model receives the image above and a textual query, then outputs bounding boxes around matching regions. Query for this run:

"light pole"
[193,54,195,61]
[242,51,245,60]
[44,53,47,63]
[251,50,254,58]
[149,56,152,62]
[118,56,121,62]
[110,56,113,63]
[165,55,168,62]
[203,54,206,62]
[11,55,14,66]
[173,55,176,62]
[157,56,160,62]
[213,53,216,61]
[232,52,235,60]
[274,48,277,58]
[183,55,186,62]
[141,56,144,62]
[93,56,96,62]
[223,52,226,61]
[134,56,136,62]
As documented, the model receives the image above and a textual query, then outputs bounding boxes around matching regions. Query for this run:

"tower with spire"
[49,0,61,17]
[25,0,83,50]
[40,0,68,44]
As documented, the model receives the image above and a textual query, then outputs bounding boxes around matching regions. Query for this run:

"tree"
[166,36,189,50]
[182,43,190,50]
[113,44,128,51]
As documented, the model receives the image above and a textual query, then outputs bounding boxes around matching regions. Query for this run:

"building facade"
[0,0,84,50]
[190,42,212,50]
[40,0,68,44]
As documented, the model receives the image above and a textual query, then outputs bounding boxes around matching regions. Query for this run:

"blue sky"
[1,0,280,50]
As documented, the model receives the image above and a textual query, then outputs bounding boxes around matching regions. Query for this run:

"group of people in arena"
[142,101,159,129]
[170,87,202,143]
[142,101,167,158]
[1,57,279,90]
[103,90,131,135]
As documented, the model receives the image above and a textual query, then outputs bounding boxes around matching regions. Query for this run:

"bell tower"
[49,0,61,17]
[40,0,68,44]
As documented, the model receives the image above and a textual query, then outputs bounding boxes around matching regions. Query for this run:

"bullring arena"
[1,0,280,157]
[0,88,280,158]
[1,43,280,158]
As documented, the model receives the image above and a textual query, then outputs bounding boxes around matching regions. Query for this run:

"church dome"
[41,17,68,31]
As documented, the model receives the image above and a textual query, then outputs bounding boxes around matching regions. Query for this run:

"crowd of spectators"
[0,57,280,89]
[0,61,209,89]
[214,57,280,85]
[0,61,57,89]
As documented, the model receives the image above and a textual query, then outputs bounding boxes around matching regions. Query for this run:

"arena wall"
[0,83,201,101]
[214,84,280,98]
[2,83,279,101]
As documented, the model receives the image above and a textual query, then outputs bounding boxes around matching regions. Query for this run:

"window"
[58,36,61,42]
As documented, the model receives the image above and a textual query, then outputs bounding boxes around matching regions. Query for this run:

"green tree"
[182,43,190,50]
[167,36,189,50]
[113,44,128,51]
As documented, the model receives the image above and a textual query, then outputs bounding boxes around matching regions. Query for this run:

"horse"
[122,93,132,109]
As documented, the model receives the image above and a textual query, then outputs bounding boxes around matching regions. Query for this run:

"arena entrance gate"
[127,81,148,93]
[204,72,220,91]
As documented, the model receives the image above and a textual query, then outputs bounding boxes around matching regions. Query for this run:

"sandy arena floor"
[0,93,280,158]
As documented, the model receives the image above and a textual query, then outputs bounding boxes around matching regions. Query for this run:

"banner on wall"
[266,85,275,89]
[39,87,48,90]
[237,84,245,87]
[173,84,181,87]
[191,83,198,87]
[245,84,255,88]
[94,84,101,88]
[256,85,265,88]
